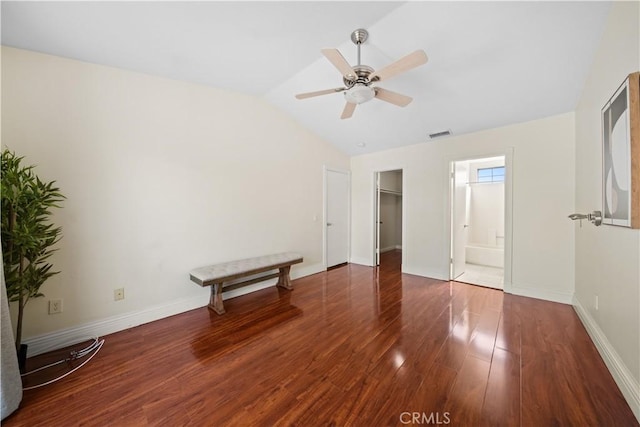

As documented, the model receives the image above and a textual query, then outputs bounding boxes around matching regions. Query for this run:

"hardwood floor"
[5,250,637,426]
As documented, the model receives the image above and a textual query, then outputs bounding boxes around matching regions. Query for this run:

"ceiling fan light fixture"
[344,83,375,104]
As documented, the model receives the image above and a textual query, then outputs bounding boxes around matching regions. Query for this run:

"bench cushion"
[190,252,303,287]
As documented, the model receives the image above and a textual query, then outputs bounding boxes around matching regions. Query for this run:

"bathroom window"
[477,166,505,183]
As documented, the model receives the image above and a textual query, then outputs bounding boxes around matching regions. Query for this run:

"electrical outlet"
[114,288,125,301]
[49,299,63,314]
[595,295,599,311]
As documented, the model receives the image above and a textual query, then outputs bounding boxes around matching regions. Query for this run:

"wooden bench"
[189,252,303,315]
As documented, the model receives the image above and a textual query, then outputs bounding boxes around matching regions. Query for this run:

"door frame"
[323,166,351,270]
[445,149,513,292]
[450,161,469,280]
[372,168,404,267]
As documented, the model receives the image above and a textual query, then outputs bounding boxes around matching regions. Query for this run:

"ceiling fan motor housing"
[343,64,375,104]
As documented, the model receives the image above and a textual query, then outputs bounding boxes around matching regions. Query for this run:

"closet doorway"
[374,170,403,268]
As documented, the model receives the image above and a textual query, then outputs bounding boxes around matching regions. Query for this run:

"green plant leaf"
[1,148,64,349]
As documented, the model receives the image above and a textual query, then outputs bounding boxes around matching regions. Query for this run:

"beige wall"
[351,112,576,302]
[1,47,349,345]
[573,0,640,417]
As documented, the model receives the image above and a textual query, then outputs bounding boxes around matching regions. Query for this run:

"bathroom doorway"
[450,156,505,289]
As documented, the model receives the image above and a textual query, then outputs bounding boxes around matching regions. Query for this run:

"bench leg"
[208,283,225,315]
[276,266,294,290]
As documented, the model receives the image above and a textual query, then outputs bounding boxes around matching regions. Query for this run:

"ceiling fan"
[295,29,428,119]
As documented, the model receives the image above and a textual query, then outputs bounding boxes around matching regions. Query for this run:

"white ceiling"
[2,1,612,156]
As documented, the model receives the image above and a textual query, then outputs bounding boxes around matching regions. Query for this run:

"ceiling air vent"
[428,130,451,139]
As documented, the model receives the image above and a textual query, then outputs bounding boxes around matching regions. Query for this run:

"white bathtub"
[465,244,504,268]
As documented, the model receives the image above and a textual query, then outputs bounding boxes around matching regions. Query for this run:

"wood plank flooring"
[5,250,637,426]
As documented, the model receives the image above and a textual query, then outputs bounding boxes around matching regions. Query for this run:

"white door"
[452,162,468,279]
[326,169,349,268]
[375,172,381,266]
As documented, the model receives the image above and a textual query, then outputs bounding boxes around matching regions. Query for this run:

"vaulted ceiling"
[2,1,611,155]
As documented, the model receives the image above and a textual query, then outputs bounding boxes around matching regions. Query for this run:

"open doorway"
[374,170,403,269]
[450,157,505,289]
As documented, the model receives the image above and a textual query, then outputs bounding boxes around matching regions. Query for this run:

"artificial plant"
[1,149,64,351]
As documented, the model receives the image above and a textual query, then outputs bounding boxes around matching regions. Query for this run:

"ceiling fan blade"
[341,102,356,119]
[295,87,346,100]
[321,48,356,79]
[370,50,428,82]
[374,87,413,107]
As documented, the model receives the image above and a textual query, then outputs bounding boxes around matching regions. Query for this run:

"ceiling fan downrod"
[351,28,368,67]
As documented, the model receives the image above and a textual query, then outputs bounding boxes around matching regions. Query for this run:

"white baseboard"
[401,266,448,281]
[380,246,396,253]
[23,262,325,358]
[23,295,206,357]
[573,297,640,422]
[507,283,574,304]
[291,262,325,280]
[349,256,374,267]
